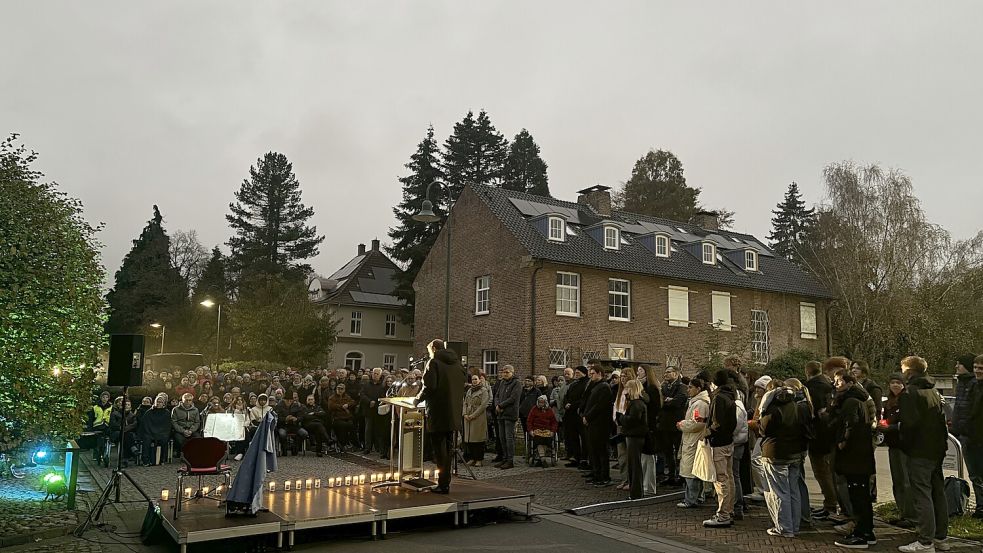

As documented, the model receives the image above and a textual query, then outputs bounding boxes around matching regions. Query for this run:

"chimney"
[693,210,720,231]
[357,243,366,255]
[371,238,380,252]
[577,185,612,217]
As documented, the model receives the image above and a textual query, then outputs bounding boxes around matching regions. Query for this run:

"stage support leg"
[289,530,295,548]
[381,519,387,539]
[276,531,283,550]
[371,520,377,539]
[464,509,469,526]
[180,544,187,553]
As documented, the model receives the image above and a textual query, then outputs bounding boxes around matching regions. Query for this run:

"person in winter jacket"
[109,397,138,466]
[618,380,648,500]
[804,360,838,518]
[518,377,542,435]
[852,361,883,421]
[140,394,172,465]
[784,378,815,530]
[677,378,711,508]
[527,395,559,467]
[300,394,330,457]
[640,365,663,496]
[880,373,917,527]
[759,385,806,538]
[704,370,739,528]
[898,356,949,552]
[562,367,589,467]
[463,374,491,466]
[89,391,113,464]
[660,367,688,485]
[828,370,876,549]
[727,369,750,519]
[952,353,982,516]
[493,365,523,469]
[583,365,614,486]
[171,393,201,454]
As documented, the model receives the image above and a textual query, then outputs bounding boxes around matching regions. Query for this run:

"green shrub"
[762,348,822,381]
[218,360,288,374]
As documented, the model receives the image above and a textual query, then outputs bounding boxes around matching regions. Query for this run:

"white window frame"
[667,285,690,327]
[751,309,770,364]
[655,234,670,258]
[548,216,565,242]
[608,343,634,361]
[475,275,491,315]
[745,249,758,271]
[344,351,364,371]
[482,350,499,376]
[710,291,733,331]
[608,278,631,321]
[384,313,397,337]
[582,351,600,366]
[603,226,620,250]
[702,242,716,265]
[549,349,568,369]
[555,271,580,317]
[350,311,362,336]
[382,353,397,371]
[800,302,818,340]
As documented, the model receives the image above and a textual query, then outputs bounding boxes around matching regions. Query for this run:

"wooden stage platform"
[158,479,534,552]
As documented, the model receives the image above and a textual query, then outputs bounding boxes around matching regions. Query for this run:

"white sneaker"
[898,541,935,553]
[234,453,243,461]
[933,539,951,552]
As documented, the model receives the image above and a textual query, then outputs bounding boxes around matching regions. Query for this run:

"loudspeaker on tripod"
[107,334,145,387]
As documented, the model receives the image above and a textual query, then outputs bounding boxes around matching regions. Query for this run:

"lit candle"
[269,481,276,492]
[423,470,431,479]
[434,469,440,480]
[315,479,321,489]
[161,489,170,502]
[358,474,366,485]
[328,478,335,488]
[184,487,192,499]
[284,480,292,491]
[295,479,302,490]
[385,472,392,481]
[202,486,210,496]
[394,472,400,480]
[344,476,352,486]
[305,479,312,490]
[216,485,223,495]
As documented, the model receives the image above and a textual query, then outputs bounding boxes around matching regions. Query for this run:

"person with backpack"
[703,370,739,529]
[758,382,807,538]
[898,356,950,553]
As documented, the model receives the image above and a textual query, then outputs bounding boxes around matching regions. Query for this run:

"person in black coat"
[659,367,688,485]
[300,394,330,457]
[415,339,466,493]
[618,380,648,500]
[583,365,614,486]
[804,360,838,517]
[359,368,387,455]
[563,366,589,467]
[140,395,173,465]
[518,377,542,435]
[828,370,876,547]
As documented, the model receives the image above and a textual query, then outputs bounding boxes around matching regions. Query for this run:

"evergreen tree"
[190,247,230,360]
[615,149,701,222]
[503,129,550,196]
[226,152,324,279]
[194,247,229,303]
[387,125,445,323]
[442,110,508,198]
[768,182,816,263]
[105,205,189,336]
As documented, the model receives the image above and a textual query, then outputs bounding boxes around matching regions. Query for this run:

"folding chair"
[175,437,231,519]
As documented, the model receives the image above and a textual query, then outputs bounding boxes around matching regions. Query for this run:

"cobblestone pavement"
[0,464,84,546]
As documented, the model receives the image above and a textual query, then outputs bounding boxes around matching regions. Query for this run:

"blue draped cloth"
[226,410,277,514]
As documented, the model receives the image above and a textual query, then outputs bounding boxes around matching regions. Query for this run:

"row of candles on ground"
[159,470,440,501]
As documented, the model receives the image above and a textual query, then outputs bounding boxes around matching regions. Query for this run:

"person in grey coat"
[493,364,522,469]
[171,393,201,454]
[463,374,492,466]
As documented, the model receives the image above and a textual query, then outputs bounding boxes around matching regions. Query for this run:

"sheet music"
[204,413,246,441]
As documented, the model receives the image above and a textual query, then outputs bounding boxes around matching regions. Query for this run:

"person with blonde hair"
[619,379,649,500]
[613,367,637,490]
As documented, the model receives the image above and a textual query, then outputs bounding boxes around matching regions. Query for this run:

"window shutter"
[668,287,689,327]
[711,292,732,330]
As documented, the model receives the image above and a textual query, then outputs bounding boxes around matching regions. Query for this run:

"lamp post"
[199,299,222,371]
[149,323,165,354]
[412,181,451,342]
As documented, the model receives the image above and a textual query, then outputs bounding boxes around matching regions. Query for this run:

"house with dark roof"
[310,239,413,371]
[412,184,833,376]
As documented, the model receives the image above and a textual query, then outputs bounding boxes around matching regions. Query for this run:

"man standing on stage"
[416,339,467,494]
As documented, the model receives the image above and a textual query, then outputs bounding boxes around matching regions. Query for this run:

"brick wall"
[414,187,830,379]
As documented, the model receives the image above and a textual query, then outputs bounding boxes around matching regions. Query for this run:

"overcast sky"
[4,2,982,284]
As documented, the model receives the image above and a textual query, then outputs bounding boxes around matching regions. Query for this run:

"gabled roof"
[469,184,833,299]
[312,248,405,308]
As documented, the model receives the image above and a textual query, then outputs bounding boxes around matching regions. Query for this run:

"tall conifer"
[442,110,508,197]
[503,129,550,196]
[768,182,816,264]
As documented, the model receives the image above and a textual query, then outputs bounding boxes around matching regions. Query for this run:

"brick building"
[412,184,833,377]
[310,239,413,371]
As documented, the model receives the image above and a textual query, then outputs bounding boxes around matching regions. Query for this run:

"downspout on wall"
[524,256,543,376]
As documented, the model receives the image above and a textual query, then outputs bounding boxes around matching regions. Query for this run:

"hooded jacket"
[899,374,948,461]
[952,372,976,437]
[707,385,738,447]
[829,384,875,476]
[759,387,805,462]
[418,348,467,433]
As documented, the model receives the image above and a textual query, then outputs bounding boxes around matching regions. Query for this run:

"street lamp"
[149,323,165,354]
[199,299,222,371]
[413,181,451,342]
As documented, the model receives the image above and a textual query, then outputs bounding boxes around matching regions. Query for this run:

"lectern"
[374,397,436,491]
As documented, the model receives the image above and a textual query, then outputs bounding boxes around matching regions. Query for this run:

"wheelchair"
[525,430,559,468]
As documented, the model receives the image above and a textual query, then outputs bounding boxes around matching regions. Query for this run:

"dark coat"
[564,376,588,414]
[583,379,613,428]
[952,372,976,437]
[707,385,737,447]
[619,398,648,438]
[899,375,948,461]
[494,377,523,420]
[417,348,466,433]
[881,391,903,449]
[829,385,875,476]
[140,407,172,442]
[969,382,983,444]
[519,386,543,422]
[859,378,883,420]
[805,374,834,454]
[659,378,688,431]
[359,379,386,416]
[759,388,805,462]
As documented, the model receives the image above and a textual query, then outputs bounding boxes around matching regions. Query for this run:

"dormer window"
[655,235,670,258]
[603,226,620,250]
[548,216,565,242]
[745,249,758,271]
[702,242,716,265]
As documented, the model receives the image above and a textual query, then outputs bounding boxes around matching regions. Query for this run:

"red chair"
[174,437,231,518]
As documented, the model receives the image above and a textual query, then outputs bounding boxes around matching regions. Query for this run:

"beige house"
[310,240,414,371]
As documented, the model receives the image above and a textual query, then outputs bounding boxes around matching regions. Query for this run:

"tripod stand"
[75,386,151,536]
[451,426,477,480]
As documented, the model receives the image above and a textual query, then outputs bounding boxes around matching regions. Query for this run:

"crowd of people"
[88,352,983,552]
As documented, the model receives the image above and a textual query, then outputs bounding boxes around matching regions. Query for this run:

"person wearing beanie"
[563,366,589,468]
[953,353,983,518]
